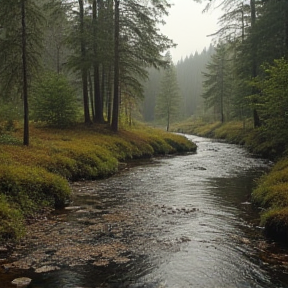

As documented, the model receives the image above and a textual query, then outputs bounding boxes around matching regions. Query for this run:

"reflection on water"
[2,135,288,288]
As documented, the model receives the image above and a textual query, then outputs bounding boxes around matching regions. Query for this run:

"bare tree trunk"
[107,66,112,123]
[129,101,132,127]
[22,0,29,146]
[284,2,288,57]
[88,71,95,120]
[111,0,120,132]
[101,65,105,118]
[220,58,224,123]
[93,0,104,123]
[241,3,245,43]
[250,0,260,128]
[79,0,91,124]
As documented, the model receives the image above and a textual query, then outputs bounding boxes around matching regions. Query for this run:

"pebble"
[11,277,32,287]
[65,206,81,210]
[35,265,60,273]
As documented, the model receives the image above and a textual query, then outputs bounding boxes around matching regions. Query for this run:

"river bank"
[171,119,288,243]
[2,134,287,288]
[0,123,196,243]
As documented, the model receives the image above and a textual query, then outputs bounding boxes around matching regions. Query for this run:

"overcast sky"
[160,1,221,63]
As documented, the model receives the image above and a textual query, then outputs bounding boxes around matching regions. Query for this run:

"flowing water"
[2,135,288,288]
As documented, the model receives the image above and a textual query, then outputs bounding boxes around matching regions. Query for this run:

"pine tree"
[41,0,70,74]
[202,43,232,123]
[155,52,182,131]
[111,0,120,132]
[0,0,44,145]
[111,0,175,132]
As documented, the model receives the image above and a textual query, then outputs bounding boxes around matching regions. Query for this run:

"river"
[1,135,288,288]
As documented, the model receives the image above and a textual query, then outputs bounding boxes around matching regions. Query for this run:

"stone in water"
[11,277,32,287]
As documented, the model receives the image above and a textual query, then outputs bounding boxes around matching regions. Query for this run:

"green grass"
[251,157,288,241]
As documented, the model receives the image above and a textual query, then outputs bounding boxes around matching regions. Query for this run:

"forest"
[0,0,176,144]
[2,2,288,286]
[145,0,288,154]
[0,0,199,242]
[1,0,288,146]
[1,0,288,239]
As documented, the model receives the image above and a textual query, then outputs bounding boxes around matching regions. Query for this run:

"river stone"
[75,209,90,213]
[11,277,32,287]
[35,265,60,273]
[65,206,81,210]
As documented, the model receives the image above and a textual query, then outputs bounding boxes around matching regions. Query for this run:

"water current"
[2,135,288,288]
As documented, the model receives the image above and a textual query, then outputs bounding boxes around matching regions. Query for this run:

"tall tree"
[175,45,215,119]
[79,0,91,124]
[110,0,175,131]
[0,0,43,145]
[92,0,105,124]
[202,43,232,123]
[155,52,182,131]
[41,0,70,74]
[111,0,120,132]
[21,0,29,145]
[250,0,261,127]
[252,58,288,151]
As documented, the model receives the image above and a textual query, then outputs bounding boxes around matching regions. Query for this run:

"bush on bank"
[171,118,280,159]
[171,118,288,243]
[252,157,288,242]
[0,123,196,242]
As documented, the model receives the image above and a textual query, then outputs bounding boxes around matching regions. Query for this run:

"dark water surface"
[2,135,288,288]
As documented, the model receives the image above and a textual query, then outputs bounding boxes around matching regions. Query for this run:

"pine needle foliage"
[0,0,44,98]
[31,72,80,128]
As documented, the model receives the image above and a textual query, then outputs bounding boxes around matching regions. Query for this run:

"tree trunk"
[284,2,288,57]
[111,0,120,132]
[94,64,104,123]
[101,65,105,118]
[250,0,256,78]
[220,57,224,123]
[167,107,170,132]
[79,0,91,124]
[93,0,104,123]
[22,0,29,146]
[107,66,112,124]
[88,71,95,120]
[250,0,260,128]
[241,3,245,42]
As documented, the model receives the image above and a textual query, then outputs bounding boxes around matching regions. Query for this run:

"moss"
[0,164,71,212]
[252,158,288,207]
[0,195,25,242]
[262,207,288,242]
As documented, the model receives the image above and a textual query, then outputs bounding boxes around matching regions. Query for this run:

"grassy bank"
[172,118,281,159]
[0,123,196,242]
[172,118,288,243]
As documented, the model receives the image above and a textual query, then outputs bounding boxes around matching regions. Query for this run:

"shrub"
[0,164,71,213]
[262,207,288,242]
[0,195,24,241]
[0,100,22,130]
[31,72,79,128]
